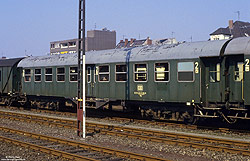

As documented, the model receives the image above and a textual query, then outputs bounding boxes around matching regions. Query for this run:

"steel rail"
[0,135,98,161]
[0,126,168,161]
[1,110,250,149]
[0,106,234,133]
[2,105,250,134]
[0,107,198,129]
[1,110,250,156]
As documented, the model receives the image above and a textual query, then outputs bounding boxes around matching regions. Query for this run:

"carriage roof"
[18,39,232,68]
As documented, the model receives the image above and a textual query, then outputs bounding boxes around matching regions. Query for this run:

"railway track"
[0,106,247,134]
[0,126,166,161]
[1,110,250,156]
[24,108,250,134]
[0,106,198,129]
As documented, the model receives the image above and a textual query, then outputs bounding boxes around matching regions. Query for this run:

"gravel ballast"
[0,115,250,161]
[0,141,69,161]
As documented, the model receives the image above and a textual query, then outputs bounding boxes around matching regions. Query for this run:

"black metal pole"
[77,0,86,138]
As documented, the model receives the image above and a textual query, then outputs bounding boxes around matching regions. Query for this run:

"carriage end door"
[225,55,245,103]
[86,65,96,97]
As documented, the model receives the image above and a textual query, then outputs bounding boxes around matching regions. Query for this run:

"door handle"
[206,84,209,89]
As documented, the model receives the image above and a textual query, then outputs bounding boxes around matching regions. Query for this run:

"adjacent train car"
[0,58,23,105]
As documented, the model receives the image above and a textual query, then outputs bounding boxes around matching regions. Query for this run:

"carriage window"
[57,67,65,82]
[235,62,244,81]
[94,67,97,83]
[134,64,147,82]
[0,70,1,82]
[87,67,91,83]
[70,67,78,82]
[116,65,127,82]
[209,63,220,82]
[45,68,53,82]
[178,62,194,82]
[99,65,109,82]
[34,69,41,82]
[24,69,31,82]
[155,63,169,82]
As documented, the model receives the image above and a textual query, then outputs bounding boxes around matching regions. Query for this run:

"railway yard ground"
[0,107,250,161]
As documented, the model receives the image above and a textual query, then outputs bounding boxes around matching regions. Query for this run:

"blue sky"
[0,0,250,58]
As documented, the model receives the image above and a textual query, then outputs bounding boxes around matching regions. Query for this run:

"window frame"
[45,67,53,82]
[98,65,110,82]
[133,63,148,82]
[61,43,68,48]
[154,62,170,82]
[50,43,55,49]
[177,62,195,82]
[87,66,91,83]
[234,62,244,82]
[209,63,220,83]
[24,69,32,82]
[115,64,127,82]
[34,68,42,82]
[94,66,97,83]
[56,67,65,82]
[68,41,76,47]
[69,66,78,82]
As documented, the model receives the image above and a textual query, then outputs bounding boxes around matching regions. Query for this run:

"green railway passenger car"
[0,37,249,124]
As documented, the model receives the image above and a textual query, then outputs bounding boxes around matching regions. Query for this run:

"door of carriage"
[201,57,223,106]
[86,65,96,97]
[224,55,245,104]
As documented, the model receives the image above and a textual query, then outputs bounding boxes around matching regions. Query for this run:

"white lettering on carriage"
[246,59,250,72]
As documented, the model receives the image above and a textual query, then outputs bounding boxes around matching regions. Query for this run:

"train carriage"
[0,58,23,105]
[2,36,247,123]
[224,37,250,106]
[16,38,232,122]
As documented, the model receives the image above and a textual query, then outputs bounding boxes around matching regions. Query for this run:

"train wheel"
[19,97,27,106]
[183,110,198,125]
[20,101,25,106]
[184,116,198,125]
[4,99,11,107]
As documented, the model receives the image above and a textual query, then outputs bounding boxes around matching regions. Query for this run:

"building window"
[50,44,55,49]
[61,43,68,48]
[235,62,244,81]
[24,69,31,82]
[34,69,42,82]
[178,62,194,82]
[70,67,78,82]
[69,51,76,54]
[57,67,65,82]
[69,41,76,47]
[155,63,169,82]
[87,67,91,83]
[45,68,53,82]
[209,63,220,82]
[55,43,60,48]
[134,64,147,82]
[99,65,109,82]
[116,64,127,82]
